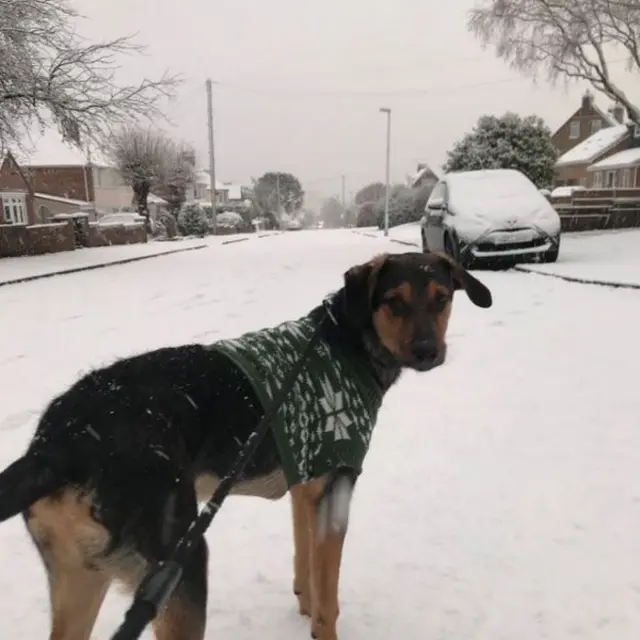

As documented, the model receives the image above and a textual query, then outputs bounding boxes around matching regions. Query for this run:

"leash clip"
[322,296,339,326]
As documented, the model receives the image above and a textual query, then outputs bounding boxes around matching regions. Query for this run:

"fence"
[551,189,640,232]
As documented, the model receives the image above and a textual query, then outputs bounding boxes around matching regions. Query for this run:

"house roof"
[148,193,168,205]
[552,91,618,137]
[555,124,629,167]
[587,147,640,171]
[15,130,111,167]
[408,163,439,188]
[33,193,91,207]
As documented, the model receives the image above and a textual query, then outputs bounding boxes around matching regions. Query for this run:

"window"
[634,124,640,139]
[591,119,602,134]
[593,171,604,189]
[1,193,27,224]
[570,120,580,139]
[621,169,631,188]
[605,171,617,188]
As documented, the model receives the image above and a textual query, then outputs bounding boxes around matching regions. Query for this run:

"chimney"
[581,90,593,110]
[611,102,625,124]
[417,162,428,172]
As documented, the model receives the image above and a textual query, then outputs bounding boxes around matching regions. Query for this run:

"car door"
[424,180,448,252]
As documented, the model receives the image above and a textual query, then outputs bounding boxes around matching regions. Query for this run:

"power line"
[180,56,631,101]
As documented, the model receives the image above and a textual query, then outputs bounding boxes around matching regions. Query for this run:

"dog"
[0,250,492,640]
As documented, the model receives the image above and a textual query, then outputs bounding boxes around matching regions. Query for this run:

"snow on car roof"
[445,169,550,217]
[555,124,629,167]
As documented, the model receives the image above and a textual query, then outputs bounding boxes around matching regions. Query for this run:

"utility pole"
[340,174,346,209]
[206,78,217,235]
[379,107,392,237]
[276,173,281,227]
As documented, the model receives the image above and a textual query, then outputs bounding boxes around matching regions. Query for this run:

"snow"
[441,170,560,236]
[588,147,640,171]
[15,129,111,167]
[1,229,639,639]
[34,192,92,207]
[519,228,640,286]
[555,124,629,167]
[550,185,586,199]
[0,238,207,284]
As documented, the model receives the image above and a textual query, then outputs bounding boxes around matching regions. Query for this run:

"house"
[554,122,638,187]
[551,90,620,157]
[0,132,135,224]
[0,152,36,225]
[407,162,439,190]
[587,146,640,189]
[191,170,244,205]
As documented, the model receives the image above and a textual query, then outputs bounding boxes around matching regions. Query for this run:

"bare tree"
[108,126,174,230]
[0,0,180,153]
[160,144,196,215]
[468,0,640,122]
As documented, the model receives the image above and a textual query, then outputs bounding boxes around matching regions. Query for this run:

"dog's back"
[0,343,280,640]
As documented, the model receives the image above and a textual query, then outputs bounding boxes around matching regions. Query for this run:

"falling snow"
[0,230,639,639]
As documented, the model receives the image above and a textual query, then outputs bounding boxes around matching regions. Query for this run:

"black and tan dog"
[0,251,491,640]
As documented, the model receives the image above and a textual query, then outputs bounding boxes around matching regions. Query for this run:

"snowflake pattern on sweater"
[211,315,383,487]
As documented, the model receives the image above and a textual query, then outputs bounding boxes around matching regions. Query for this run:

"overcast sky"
[60,0,640,203]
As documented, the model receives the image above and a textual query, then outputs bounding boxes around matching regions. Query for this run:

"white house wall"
[92,166,134,211]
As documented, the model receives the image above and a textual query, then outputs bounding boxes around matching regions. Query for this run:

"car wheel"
[446,234,472,268]
[542,237,560,263]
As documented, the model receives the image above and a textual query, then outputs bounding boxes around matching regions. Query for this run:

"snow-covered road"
[0,229,638,639]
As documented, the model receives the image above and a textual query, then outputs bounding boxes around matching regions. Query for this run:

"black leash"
[110,302,334,640]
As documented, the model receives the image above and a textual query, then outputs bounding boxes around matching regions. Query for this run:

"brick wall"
[23,166,94,202]
[87,223,147,247]
[0,221,74,257]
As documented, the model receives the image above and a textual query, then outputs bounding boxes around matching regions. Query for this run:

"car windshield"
[448,170,543,217]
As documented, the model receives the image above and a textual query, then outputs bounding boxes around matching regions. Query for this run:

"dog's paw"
[311,616,337,640]
[294,587,311,617]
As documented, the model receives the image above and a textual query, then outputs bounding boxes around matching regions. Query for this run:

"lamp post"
[379,107,391,236]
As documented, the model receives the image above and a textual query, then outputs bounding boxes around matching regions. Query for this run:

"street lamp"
[379,107,391,237]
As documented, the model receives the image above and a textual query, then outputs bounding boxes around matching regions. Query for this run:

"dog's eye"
[385,296,412,317]
[432,291,450,309]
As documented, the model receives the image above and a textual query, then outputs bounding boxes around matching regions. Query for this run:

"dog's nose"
[411,340,439,361]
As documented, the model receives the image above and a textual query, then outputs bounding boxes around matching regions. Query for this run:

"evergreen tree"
[443,113,557,188]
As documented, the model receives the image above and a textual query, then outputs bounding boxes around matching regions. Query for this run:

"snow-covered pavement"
[0,229,638,639]
[380,222,640,287]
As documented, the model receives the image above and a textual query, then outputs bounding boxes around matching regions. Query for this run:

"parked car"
[98,212,155,233]
[420,169,561,266]
[285,218,303,231]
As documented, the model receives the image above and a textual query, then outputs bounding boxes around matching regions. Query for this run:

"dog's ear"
[432,251,492,308]
[343,254,388,327]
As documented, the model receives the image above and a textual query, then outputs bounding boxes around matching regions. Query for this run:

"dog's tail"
[0,452,64,522]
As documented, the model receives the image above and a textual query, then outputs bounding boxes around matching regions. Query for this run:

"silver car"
[420,169,561,267]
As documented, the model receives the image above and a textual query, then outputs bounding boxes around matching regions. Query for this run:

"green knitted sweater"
[211,314,383,488]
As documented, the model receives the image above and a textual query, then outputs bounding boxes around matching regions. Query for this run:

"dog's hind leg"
[151,534,208,640]
[24,489,111,640]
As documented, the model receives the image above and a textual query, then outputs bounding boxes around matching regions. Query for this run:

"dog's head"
[342,251,492,372]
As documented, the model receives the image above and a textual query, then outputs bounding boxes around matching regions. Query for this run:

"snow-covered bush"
[371,185,426,228]
[178,203,209,237]
[216,211,243,229]
[444,112,557,188]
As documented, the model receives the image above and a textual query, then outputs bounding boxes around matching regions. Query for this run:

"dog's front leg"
[290,485,312,616]
[305,473,354,640]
